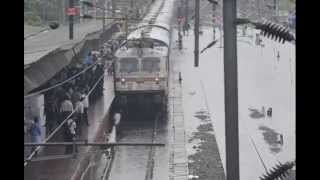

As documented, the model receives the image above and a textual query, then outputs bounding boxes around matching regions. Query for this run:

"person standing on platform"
[186,23,190,36]
[113,110,122,127]
[96,63,104,96]
[65,117,77,154]
[75,99,84,136]
[29,117,42,156]
[44,95,54,135]
[81,93,90,126]
[112,110,122,141]
[60,96,74,124]
[84,51,93,66]
[255,33,260,46]
[183,24,187,36]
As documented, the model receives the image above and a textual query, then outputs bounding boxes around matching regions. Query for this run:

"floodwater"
[108,104,169,180]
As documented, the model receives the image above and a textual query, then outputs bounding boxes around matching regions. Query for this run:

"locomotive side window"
[142,57,160,73]
[120,58,139,73]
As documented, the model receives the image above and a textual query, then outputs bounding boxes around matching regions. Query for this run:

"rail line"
[105,107,164,180]
[144,112,160,180]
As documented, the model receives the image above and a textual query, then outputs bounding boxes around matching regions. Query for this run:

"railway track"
[144,112,160,180]
[106,106,165,180]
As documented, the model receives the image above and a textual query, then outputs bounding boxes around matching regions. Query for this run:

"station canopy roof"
[24,21,106,95]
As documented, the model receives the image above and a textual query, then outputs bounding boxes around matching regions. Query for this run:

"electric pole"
[194,0,200,67]
[212,2,217,40]
[69,0,74,40]
[223,0,239,180]
[177,6,183,50]
[184,0,189,30]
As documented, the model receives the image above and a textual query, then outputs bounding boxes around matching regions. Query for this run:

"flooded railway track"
[144,112,160,180]
[106,106,167,180]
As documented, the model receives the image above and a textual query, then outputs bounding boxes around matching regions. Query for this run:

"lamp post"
[69,0,74,40]
[184,0,189,32]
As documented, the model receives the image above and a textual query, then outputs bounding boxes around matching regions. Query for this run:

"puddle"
[258,125,282,154]
[195,109,207,115]
[188,123,225,180]
[197,124,213,132]
[194,110,211,122]
[248,107,265,119]
[187,138,202,155]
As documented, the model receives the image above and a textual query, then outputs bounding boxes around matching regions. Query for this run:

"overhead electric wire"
[249,136,269,172]
[24,70,106,167]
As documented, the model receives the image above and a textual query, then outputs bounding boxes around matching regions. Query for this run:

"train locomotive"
[113,0,174,111]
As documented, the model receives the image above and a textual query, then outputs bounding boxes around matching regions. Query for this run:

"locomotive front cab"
[114,42,168,94]
[115,59,167,92]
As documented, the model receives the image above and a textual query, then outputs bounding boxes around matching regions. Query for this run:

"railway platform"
[24,75,115,180]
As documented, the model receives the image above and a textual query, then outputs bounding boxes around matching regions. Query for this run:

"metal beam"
[24,142,165,147]
[178,6,182,50]
[223,0,239,179]
[194,0,200,67]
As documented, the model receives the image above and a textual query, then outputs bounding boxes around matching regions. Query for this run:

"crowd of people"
[25,39,121,155]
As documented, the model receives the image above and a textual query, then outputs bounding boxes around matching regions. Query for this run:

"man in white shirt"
[60,97,74,124]
[113,111,121,127]
[81,94,90,126]
[111,109,122,142]
[75,100,84,135]
[65,118,77,154]
[67,118,77,136]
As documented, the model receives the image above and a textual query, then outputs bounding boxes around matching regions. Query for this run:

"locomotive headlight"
[155,77,159,84]
[121,78,126,84]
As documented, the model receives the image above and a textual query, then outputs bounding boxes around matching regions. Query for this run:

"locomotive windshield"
[125,39,167,48]
[142,57,160,73]
[120,58,139,73]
